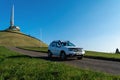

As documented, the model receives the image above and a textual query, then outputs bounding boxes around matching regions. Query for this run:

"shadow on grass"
[0,58,5,63]
[6,55,75,62]
[40,57,75,62]
[7,55,33,58]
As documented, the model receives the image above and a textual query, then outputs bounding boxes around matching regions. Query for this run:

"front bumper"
[66,52,84,57]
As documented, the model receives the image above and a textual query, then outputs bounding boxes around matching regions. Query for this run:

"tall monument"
[6,4,20,31]
[10,4,14,27]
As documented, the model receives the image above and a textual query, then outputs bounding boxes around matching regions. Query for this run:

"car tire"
[48,51,52,58]
[60,52,67,60]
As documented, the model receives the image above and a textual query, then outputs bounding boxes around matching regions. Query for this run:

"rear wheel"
[48,51,52,58]
[60,52,67,60]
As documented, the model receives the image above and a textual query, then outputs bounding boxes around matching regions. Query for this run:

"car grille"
[71,48,82,52]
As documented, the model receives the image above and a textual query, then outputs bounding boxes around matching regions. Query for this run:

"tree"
[115,48,120,54]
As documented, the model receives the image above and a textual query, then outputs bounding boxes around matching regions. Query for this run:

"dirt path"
[8,47,120,75]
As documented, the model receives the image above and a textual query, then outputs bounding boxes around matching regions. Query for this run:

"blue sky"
[0,0,120,52]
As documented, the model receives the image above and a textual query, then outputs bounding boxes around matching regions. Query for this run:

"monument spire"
[10,4,14,27]
[6,4,20,31]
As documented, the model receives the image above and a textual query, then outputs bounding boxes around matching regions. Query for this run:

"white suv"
[48,40,85,60]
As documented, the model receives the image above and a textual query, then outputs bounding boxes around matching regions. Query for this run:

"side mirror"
[57,45,61,48]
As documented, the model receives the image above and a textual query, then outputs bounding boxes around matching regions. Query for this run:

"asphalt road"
[8,47,120,75]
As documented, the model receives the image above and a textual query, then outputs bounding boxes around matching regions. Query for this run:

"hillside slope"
[0,31,47,47]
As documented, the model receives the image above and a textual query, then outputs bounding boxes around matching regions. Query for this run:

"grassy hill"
[0,31,47,47]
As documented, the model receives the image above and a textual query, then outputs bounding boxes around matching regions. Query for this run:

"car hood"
[64,46,82,49]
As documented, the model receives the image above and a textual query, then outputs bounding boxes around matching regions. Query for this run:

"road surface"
[8,47,120,75]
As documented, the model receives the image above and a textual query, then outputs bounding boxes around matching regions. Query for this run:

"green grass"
[0,46,120,80]
[0,31,47,47]
[85,51,120,59]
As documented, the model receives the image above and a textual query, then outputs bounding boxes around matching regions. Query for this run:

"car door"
[50,42,56,55]
[55,42,61,56]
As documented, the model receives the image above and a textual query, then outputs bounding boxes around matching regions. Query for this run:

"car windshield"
[62,41,75,46]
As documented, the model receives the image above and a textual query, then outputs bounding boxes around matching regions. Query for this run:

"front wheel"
[60,52,67,60]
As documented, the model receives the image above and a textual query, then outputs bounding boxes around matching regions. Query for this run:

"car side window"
[61,42,66,46]
[51,42,56,47]
[56,42,61,47]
